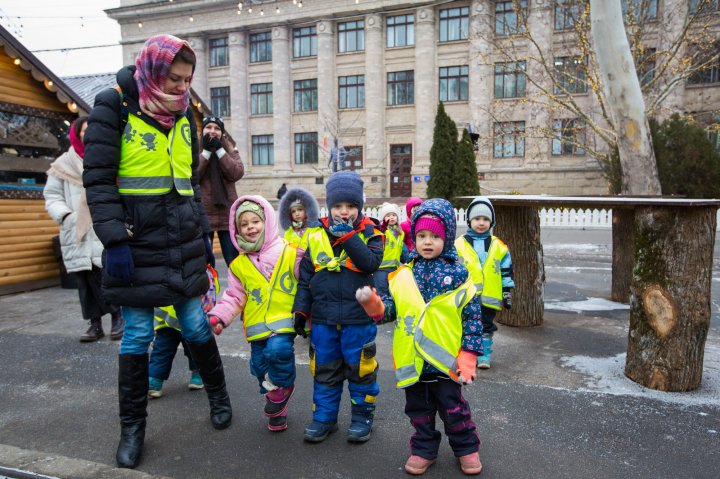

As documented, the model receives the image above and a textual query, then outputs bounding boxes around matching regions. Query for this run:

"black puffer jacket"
[82,65,211,307]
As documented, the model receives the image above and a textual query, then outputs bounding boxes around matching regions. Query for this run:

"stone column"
[272,26,292,174]
[188,36,207,100]
[229,31,248,164]
[364,14,386,178]
[414,8,436,173]
[469,1,493,146]
[317,20,336,169]
[526,0,553,163]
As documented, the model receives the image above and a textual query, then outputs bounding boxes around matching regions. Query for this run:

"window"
[209,37,228,67]
[636,48,656,87]
[294,79,318,112]
[494,61,526,98]
[250,32,272,63]
[554,56,588,94]
[295,132,318,164]
[250,83,273,115]
[387,14,414,48]
[552,119,586,156]
[439,7,469,42]
[210,87,230,118]
[621,0,658,21]
[338,20,365,53]
[339,75,365,109]
[688,46,720,85]
[554,0,585,31]
[293,26,317,58]
[343,146,364,170]
[439,65,469,102]
[690,0,720,14]
[495,0,527,36]
[387,70,414,106]
[252,135,274,165]
[494,121,526,158]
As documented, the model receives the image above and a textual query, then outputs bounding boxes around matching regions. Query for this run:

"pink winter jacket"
[400,197,422,251]
[208,195,302,329]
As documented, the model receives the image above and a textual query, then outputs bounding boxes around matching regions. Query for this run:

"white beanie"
[377,202,401,222]
[467,196,495,228]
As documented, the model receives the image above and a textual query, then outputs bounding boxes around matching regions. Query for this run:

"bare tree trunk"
[590,0,661,195]
[611,209,634,303]
[493,205,544,327]
[625,206,715,391]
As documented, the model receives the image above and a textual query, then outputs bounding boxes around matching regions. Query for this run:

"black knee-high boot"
[116,353,148,469]
[188,337,232,429]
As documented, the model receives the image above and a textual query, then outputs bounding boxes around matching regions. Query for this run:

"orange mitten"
[355,286,385,321]
[208,316,224,335]
[456,350,477,385]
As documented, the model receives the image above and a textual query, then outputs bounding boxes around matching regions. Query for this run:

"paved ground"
[0,229,718,479]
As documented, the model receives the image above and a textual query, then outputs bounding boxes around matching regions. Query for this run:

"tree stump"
[625,206,716,391]
[611,209,634,303]
[493,205,545,327]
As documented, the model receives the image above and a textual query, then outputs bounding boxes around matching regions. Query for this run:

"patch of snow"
[560,347,720,408]
[546,297,630,313]
[544,243,610,253]
[545,266,612,272]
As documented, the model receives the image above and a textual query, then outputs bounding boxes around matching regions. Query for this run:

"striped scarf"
[133,35,193,129]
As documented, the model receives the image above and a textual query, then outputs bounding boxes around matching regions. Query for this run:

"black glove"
[203,234,216,269]
[502,289,513,310]
[293,312,308,338]
[105,244,134,281]
[203,134,222,152]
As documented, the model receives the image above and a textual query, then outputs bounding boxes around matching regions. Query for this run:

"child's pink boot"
[404,455,436,475]
[264,384,294,417]
[458,452,483,475]
[268,414,288,432]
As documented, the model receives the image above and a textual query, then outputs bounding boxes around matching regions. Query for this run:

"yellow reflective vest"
[389,264,475,388]
[229,243,298,341]
[307,226,381,273]
[118,112,194,196]
[455,236,507,310]
[284,227,310,251]
[380,229,404,270]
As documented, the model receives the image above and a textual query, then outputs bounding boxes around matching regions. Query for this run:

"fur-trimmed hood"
[278,187,320,231]
[410,198,458,261]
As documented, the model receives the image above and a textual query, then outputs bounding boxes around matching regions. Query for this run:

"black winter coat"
[82,65,211,307]
[292,217,384,326]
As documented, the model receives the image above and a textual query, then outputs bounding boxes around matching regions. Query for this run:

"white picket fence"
[319,207,720,230]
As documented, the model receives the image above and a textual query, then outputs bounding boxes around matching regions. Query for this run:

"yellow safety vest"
[389,265,475,388]
[154,266,221,331]
[380,229,404,270]
[455,236,507,310]
[307,226,381,273]
[118,113,194,196]
[284,227,310,251]
[229,243,298,341]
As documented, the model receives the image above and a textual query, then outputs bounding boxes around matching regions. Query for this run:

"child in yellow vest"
[357,198,484,476]
[374,202,409,291]
[455,196,514,369]
[207,196,302,432]
[278,187,320,251]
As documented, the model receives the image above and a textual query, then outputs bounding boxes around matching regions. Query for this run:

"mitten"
[502,289,513,310]
[105,244,134,281]
[203,234,216,269]
[329,216,354,237]
[355,286,385,322]
[208,316,224,335]
[203,134,222,152]
[456,350,477,385]
[293,312,308,338]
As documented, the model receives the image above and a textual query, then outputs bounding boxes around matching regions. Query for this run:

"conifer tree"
[452,129,481,207]
[427,102,457,200]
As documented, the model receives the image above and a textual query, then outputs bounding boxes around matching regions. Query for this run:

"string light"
[13,58,21,65]
[276,5,280,14]
[238,1,243,7]
[248,6,253,13]
[298,1,303,7]
[260,8,264,15]
[189,14,194,22]
[138,21,143,28]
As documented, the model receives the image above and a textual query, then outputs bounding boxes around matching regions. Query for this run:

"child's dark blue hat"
[326,171,364,211]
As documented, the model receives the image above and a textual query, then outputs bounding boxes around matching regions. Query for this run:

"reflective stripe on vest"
[389,265,475,388]
[284,227,310,251]
[454,236,507,310]
[154,306,181,331]
[229,243,298,342]
[380,229,404,270]
[307,227,380,273]
[118,113,194,196]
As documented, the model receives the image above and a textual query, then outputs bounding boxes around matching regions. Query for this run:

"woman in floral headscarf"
[83,35,231,469]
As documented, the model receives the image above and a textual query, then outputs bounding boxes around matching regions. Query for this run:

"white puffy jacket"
[43,154,104,273]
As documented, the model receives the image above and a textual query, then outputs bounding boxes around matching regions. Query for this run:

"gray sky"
[0,0,123,77]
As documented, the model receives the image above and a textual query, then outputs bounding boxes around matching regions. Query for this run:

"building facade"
[108,0,720,200]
